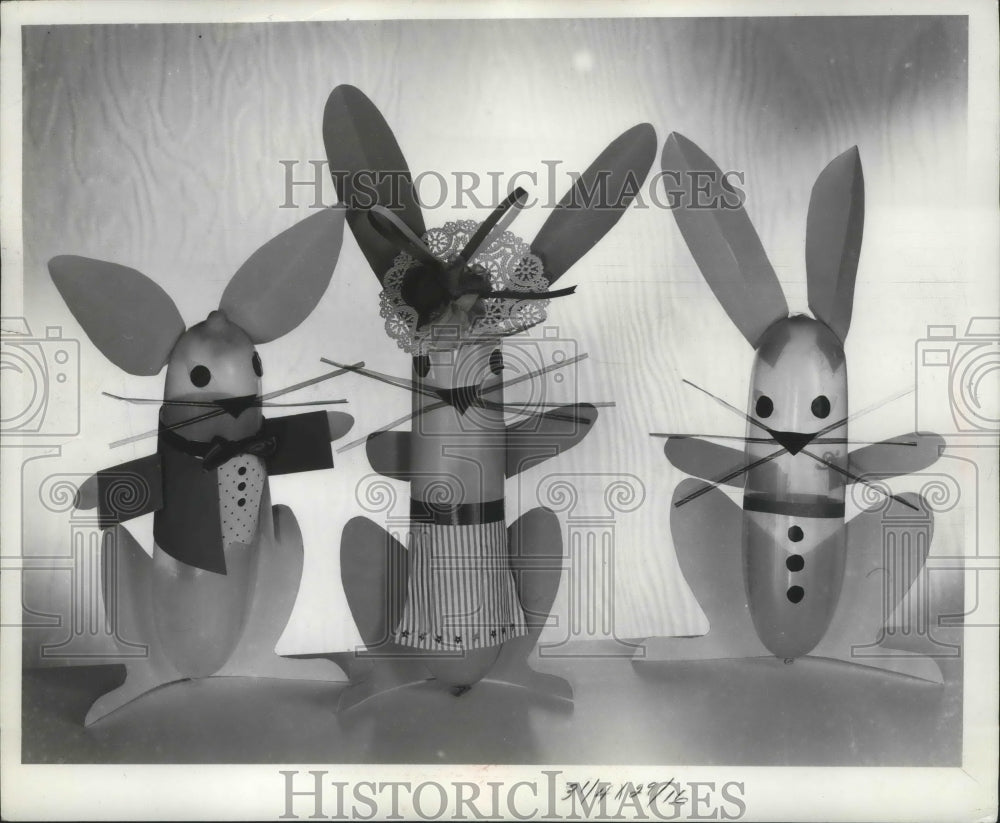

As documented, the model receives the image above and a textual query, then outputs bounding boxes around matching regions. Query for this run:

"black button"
[788,525,804,542]
[238,482,246,491]
[238,466,247,476]
[787,586,804,603]
[237,498,246,507]
[786,554,805,572]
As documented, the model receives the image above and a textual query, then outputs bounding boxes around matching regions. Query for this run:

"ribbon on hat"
[369,189,576,331]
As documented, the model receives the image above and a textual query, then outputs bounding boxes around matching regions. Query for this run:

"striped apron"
[394,502,528,650]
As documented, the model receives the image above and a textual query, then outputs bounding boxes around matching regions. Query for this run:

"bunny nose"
[204,310,231,332]
[765,428,816,455]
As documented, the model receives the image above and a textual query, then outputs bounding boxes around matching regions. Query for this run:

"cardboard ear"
[48,255,184,376]
[806,146,864,343]
[531,122,657,284]
[662,132,788,349]
[220,207,345,344]
[323,84,426,282]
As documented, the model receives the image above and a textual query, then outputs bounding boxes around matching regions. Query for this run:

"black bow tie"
[202,433,277,470]
[159,425,277,471]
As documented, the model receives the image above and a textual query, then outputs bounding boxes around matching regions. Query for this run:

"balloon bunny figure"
[644,133,948,680]
[49,208,357,725]
[323,85,656,708]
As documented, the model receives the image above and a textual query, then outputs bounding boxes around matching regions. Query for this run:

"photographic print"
[1,1,997,820]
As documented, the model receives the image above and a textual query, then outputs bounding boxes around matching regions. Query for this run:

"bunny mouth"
[151,393,262,418]
[760,428,819,456]
[211,394,259,417]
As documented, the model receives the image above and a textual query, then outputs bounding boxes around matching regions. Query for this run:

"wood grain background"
[18,16,972,662]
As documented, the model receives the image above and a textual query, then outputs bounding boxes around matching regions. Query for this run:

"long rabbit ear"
[531,123,657,284]
[662,132,788,349]
[220,207,345,344]
[48,256,185,376]
[806,146,864,343]
[323,85,426,282]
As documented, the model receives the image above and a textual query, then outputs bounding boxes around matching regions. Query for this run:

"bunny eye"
[811,395,831,418]
[755,395,774,419]
[251,352,263,377]
[489,349,504,375]
[190,365,211,387]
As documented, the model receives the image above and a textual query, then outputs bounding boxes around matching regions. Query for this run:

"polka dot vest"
[217,454,265,546]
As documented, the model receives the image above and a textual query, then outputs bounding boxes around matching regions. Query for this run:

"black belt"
[410,498,505,526]
[744,493,845,519]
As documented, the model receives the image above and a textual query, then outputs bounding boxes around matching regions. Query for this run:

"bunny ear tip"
[661,131,711,167]
[48,254,81,276]
[605,122,657,158]
[326,84,370,107]
[329,83,361,96]
[830,145,863,170]
[631,122,658,152]
[665,131,694,149]
[841,145,862,164]
[630,122,657,140]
